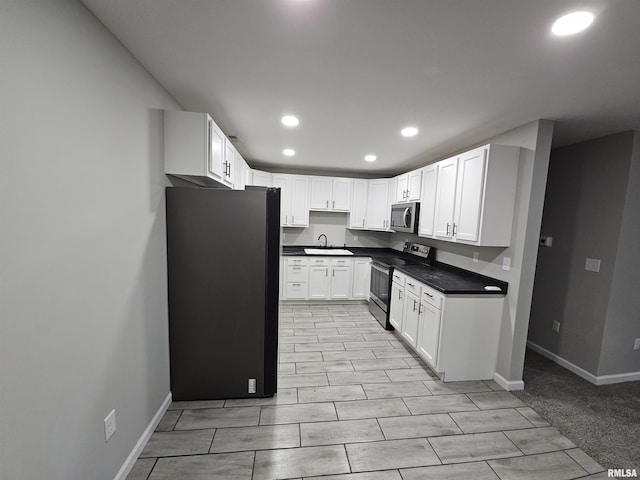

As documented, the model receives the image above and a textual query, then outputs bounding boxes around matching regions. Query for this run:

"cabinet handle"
[362,218,365,227]
[292,215,295,223]
[333,269,335,277]
[292,283,301,286]
[418,303,423,314]
[424,292,433,298]
[326,268,328,277]
[332,200,335,209]
[293,267,301,270]
[413,300,417,312]
[453,223,457,235]
[285,215,288,224]
[398,290,402,300]
[446,223,451,236]
[408,282,414,287]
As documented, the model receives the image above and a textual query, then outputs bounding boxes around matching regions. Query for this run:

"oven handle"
[371,264,389,274]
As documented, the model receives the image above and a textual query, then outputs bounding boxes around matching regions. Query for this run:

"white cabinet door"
[389,282,404,330]
[407,169,422,201]
[332,178,351,211]
[385,177,397,231]
[396,174,408,202]
[417,301,441,368]
[223,139,235,186]
[352,258,371,299]
[418,163,438,237]
[209,119,226,180]
[349,179,368,229]
[251,169,272,187]
[310,176,332,210]
[290,176,310,227]
[366,179,389,230]
[402,290,420,348]
[330,263,352,299]
[309,265,330,299]
[272,174,291,226]
[454,147,487,243]
[433,157,458,239]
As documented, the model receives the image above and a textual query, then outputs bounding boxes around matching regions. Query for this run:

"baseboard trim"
[527,341,640,385]
[113,392,172,480]
[493,372,525,391]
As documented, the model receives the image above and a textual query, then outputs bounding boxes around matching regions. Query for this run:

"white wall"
[284,212,391,248]
[0,1,179,478]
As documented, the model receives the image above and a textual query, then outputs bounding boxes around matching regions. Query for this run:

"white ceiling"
[81,0,640,176]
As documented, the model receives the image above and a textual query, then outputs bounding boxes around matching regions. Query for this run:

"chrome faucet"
[317,234,328,248]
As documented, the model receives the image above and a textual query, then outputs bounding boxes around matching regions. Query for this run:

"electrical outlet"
[104,409,116,442]
[634,338,640,351]
[353,235,358,241]
[473,252,479,263]
[552,321,561,333]
[540,236,553,247]
[502,257,511,271]
[248,378,256,394]
[585,258,601,272]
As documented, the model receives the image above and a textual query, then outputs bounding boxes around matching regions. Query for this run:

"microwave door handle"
[404,207,411,227]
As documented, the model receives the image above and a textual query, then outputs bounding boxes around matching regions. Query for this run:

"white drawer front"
[286,282,308,299]
[287,265,308,282]
[421,286,443,310]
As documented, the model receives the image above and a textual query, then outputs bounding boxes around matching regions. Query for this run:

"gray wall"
[528,131,639,377]
[0,1,179,478]
[391,120,555,385]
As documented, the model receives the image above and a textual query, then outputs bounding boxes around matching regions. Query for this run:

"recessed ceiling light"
[551,11,594,36]
[401,127,419,137]
[281,115,299,127]
[283,148,296,156]
[364,155,377,162]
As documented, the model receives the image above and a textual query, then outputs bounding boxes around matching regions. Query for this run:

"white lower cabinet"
[330,258,352,299]
[352,258,371,299]
[388,271,504,381]
[389,282,404,330]
[282,256,361,301]
[416,286,443,368]
[401,290,420,348]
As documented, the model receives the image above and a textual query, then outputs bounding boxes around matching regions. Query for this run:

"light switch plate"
[502,257,511,271]
[585,258,601,272]
[104,409,116,442]
[540,236,553,247]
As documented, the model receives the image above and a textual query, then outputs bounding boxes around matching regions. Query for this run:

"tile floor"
[127,303,608,480]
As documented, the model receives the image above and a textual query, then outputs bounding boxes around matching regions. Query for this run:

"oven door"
[369,263,391,328]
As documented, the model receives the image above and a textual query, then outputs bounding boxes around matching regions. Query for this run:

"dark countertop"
[282,245,508,295]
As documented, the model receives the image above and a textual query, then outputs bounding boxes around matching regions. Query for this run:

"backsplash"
[283,211,390,248]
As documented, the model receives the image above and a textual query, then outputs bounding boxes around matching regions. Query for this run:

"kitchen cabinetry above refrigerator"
[164,110,246,189]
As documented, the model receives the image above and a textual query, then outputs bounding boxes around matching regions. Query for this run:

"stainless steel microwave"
[390,202,420,233]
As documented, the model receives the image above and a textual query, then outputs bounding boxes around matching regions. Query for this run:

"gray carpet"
[514,349,640,470]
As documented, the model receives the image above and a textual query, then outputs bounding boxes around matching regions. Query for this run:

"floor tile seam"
[171,409,184,430]
[207,427,218,454]
[138,457,159,480]
[250,450,257,480]
[174,424,259,432]
[424,436,445,466]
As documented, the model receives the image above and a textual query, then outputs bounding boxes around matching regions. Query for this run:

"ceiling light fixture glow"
[401,126,419,137]
[551,11,594,36]
[364,155,377,162]
[283,148,296,156]
[281,115,299,127]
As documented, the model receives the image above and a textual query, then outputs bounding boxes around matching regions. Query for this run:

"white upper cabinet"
[164,110,227,185]
[385,177,397,231]
[418,163,438,237]
[396,169,422,202]
[433,156,460,239]
[366,179,389,230]
[233,153,249,190]
[310,177,351,211]
[433,144,519,246]
[250,169,273,187]
[349,179,368,229]
[222,139,236,187]
[272,174,310,228]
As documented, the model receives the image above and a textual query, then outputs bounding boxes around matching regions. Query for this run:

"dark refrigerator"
[166,186,280,400]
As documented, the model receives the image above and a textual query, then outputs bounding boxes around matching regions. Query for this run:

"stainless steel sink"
[303,248,353,255]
